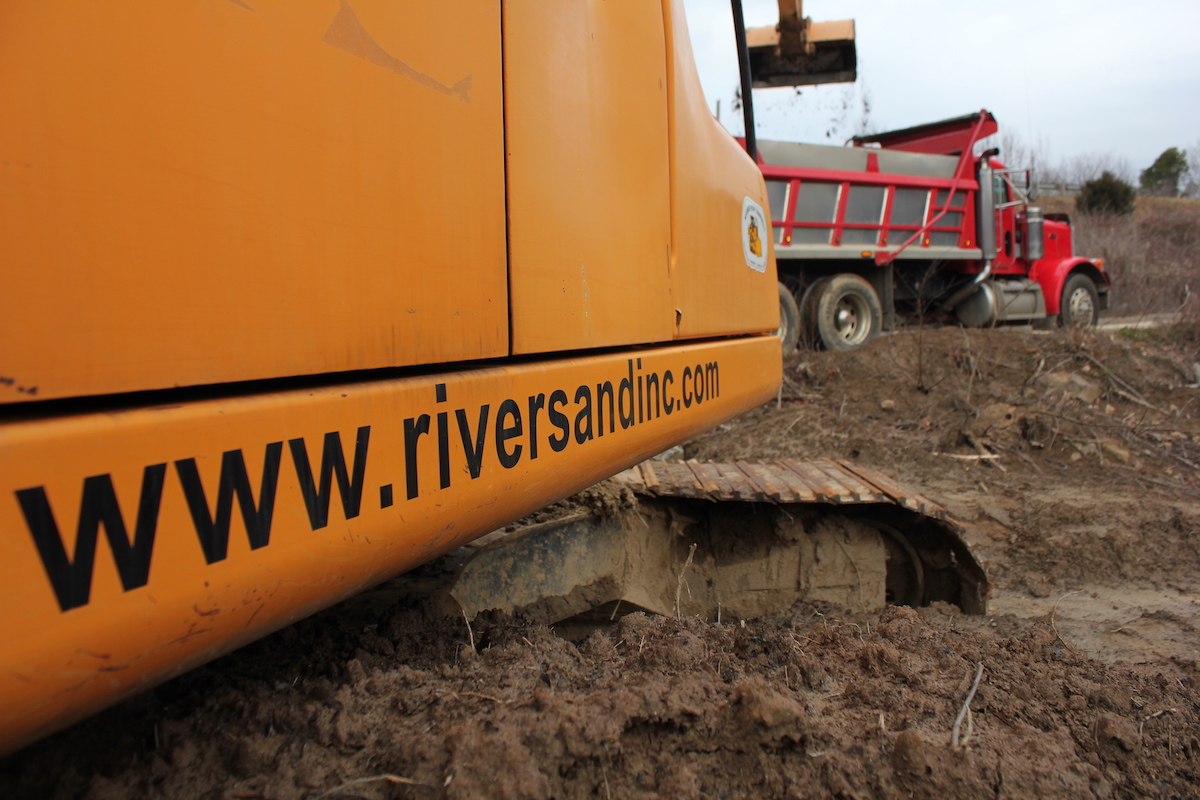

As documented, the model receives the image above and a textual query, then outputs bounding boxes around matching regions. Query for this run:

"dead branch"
[1111,385,1170,414]
[1106,464,1200,495]
[1023,356,1046,388]
[1078,352,1153,406]
[1029,409,1174,432]
[942,453,1001,460]
[989,442,1042,473]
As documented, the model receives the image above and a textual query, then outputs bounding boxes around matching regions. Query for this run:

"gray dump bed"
[757,140,960,179]
[757,140,981,262]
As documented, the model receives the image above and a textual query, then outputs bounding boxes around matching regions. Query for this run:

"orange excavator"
[0,0,983,754]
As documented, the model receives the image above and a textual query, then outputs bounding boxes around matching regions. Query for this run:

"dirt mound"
[5,326,1200,799]
[8,603,1199,800]
[691,326,1200,592]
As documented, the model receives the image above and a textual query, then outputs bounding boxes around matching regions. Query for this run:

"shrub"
[1070,198,1200,316]
[1076,171,1136,216]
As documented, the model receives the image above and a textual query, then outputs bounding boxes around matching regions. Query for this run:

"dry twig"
[674,543,697,618]
[989,442,1042,473]
[313,773,436,799]
[1050,590,1085,648]
[783,411,808,435]
[436,689,507,704]
[1030,409,1174,432]
[951,662,985,748]
[1139,708,1178,745]
[461,610,475,651]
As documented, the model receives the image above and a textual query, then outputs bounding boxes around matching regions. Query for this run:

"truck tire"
[799,277,831,349]
[808,273,882,351]
[1059,273,1099,327]
[776,281,801,354]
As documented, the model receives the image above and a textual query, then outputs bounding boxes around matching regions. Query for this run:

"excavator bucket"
[451,461,988,630]
[745,5,856,88]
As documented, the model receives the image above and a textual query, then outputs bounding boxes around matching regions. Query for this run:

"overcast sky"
[682,0,1200,177]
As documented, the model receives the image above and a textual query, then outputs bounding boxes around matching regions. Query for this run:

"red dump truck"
[760,110,1110,350]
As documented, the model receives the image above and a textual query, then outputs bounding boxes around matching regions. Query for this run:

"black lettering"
[682,366,693,408]
[17,464,167,612]
[437,411,451,489]
[547,390,570,452]
[635,358,643,424]
[646,372,661,420]
[663,370,674,415]
[178,443,284,563]
[574,385,594,444]
[288,428,371,526]
[618,360,635,429]
[403,416,431,499]
[436,386,450,489]
[527,393,545,460]
[456,405,490,479]
[495,399,523,468]
[596,381,615,436]
[705,361,720,399]
[693,363,704,404]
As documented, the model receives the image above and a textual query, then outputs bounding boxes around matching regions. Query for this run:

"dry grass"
[1040,196,1200,319]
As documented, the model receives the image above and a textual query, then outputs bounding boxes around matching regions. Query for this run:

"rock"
[974,403,1018,436]
[891,729,930,781]
[1038,372,1103,405]
[1098,438,1133,464]
[731,678,808,745]
[653,445,685,460]
[1094,713,1140,763]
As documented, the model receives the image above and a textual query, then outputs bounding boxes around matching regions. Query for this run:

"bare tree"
[1061,152,1135,185]
[977,128,1051,174]
[1184,141,1200,199]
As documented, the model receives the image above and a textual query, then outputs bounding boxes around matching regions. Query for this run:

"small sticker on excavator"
[742,197,767,273]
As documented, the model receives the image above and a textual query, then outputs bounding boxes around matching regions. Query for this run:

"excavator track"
[451,461,988,627]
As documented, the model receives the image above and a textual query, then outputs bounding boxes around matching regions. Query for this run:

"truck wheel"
[809,274,882,351]
[776,282,801,353]
[799,277,831,348]
[1059,273,1099,327]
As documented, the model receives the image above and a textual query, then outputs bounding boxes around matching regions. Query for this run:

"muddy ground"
[5,324,1200,799]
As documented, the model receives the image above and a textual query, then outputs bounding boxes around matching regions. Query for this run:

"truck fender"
[1029,257,1109,316]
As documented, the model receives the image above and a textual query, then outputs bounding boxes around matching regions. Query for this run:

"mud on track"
[4,326,1200,799]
